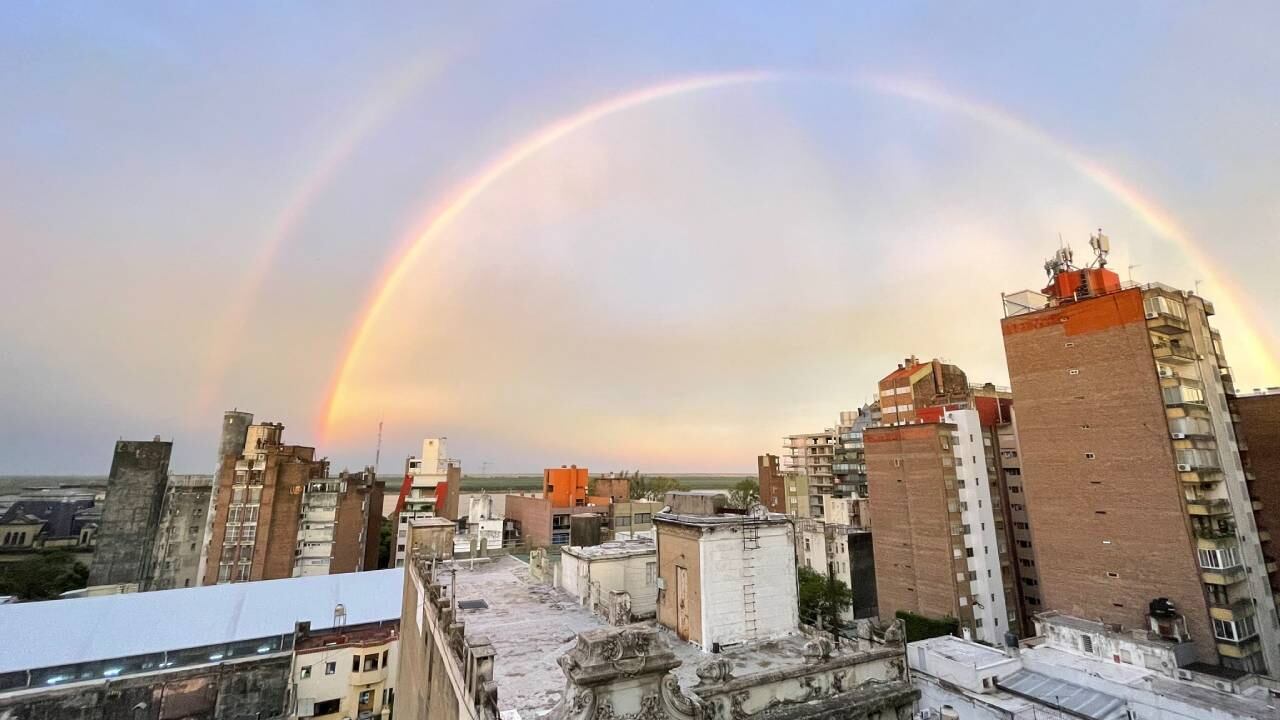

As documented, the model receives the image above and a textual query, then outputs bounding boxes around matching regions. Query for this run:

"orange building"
[544,465,589,508]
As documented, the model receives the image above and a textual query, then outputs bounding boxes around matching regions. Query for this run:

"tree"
[726,479,760,509]
[0,550,89,601]
[797,566,853,632]
[627,473,687,501]
[377,520,394,569]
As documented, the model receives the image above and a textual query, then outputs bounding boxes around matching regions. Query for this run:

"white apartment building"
[946,406,1012,646]
[394,438,458,568]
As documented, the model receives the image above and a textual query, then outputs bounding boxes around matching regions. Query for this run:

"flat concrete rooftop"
[442,555,837,716]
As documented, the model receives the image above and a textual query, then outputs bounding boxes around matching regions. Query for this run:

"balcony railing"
[1202,566,1248,585]
[1153,343,1197,363]
[1186,498,1233,516]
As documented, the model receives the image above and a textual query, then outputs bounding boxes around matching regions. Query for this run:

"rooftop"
[561,537,655,560]
[438,556,607,715]
[654,510,790,528]
[0,568,403,674]
[911,634,1015,670]
[999,669,1127,720]
[439,555,846,716]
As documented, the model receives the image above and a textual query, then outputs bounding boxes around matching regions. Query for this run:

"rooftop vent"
[457,599,489,611]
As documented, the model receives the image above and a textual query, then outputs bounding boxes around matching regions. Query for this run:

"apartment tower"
[1000,233,1278,675]
[866,360,1025,644]
[757,454,786,514]
[394,438,461,567]
[204,422,330,584]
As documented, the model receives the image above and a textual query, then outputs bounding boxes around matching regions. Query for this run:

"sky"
[3,3,1279,475]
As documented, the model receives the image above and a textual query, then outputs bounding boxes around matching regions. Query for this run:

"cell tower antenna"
[1089,228,1110,268]
[374,420,383,473]
[1127,263,1141,283]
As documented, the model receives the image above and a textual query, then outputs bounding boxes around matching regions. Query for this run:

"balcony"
[1267,557,1278,574]
[1254,500,1265,513]
[1146,310,1190,335]
[1202,566,1248,586]
[1186,498,1233,516]
[1208,598,1255,623]
[1152,342,1197,364]
[1217,637,1261,659]
[1178,467,1224,485]
[1258,530,1271,543]
[1195,528,1238,551]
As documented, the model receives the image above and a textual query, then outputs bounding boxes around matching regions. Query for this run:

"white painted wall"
[946,408,1009,645]
[699,522,797,650]
[560,551,658,618]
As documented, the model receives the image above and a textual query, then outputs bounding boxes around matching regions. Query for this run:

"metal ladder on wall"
[742,522,761,639]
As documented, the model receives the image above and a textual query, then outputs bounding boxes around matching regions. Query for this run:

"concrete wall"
[90,440,172,587]
[656,522,703,644]
[699,521,797,650]
[147,475,213,591]
[560,552,658,619]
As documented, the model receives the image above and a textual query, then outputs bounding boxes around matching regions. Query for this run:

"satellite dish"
[747,503,769,520]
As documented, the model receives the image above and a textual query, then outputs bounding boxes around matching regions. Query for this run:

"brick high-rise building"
[89,438,172,588]
[865,365,1024,644]
[1235,390,1280,562]
[1000,234,1279,676]
[757,454,785,514]
[877,356,970,426]
[204,422,381,584]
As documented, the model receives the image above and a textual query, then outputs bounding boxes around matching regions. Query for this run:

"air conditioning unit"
[1146,311,1159,320]
[1158,367,1176,379]
[1176,669,1193,681]
[1177,463,1193,472]
[1171,433,1187,440]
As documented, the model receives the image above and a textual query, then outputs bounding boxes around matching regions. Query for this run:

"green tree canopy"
[797,565,853,632]
[726,478,760,509]
[0,550,89,601]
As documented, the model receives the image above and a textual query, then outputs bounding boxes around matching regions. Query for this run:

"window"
[1214,617,1258,642]
[353,655,361,672]
[1081,635,1094,654]
[634,513,651,524]
[300,665,312,679]
[646,562,657,586]
[359,689,373,705]
[325,661,336,675]
[1199,547,1243,570]
[1084,452,1096,460]
[363,653,379,671]
[313,699,341,715]
[382,650,389,667]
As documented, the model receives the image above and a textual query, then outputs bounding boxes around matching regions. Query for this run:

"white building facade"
[394,438,453,567]
[946,407,1012,646]
[559,539,659,622]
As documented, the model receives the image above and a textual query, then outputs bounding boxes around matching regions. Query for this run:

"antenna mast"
[374,420,383,473]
